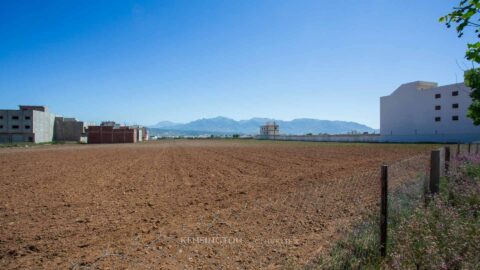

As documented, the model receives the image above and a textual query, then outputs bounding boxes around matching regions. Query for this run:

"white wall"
[258,134,380,142]
[380,81,480,142]
[32,110,55,143]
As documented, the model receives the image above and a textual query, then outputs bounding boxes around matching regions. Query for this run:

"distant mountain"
[148,117,376,136]
[150,121,180,129]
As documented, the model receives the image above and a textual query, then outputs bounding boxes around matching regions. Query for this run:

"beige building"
[260,122,279,136]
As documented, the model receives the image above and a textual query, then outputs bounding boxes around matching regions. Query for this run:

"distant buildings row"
[3,80,480,145]
[0,105,148,144]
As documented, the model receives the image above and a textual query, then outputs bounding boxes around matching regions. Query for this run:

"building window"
[12,116,19,120]
[435,117,441,122]
[452,103,459,109]
[25,125,31,129]
[25,116,31,120]
[435,93,441,99]
[12,125,19,129]
[452,91,459,96]
[452,116,459,121]
[0,115,3,119]
[0,125,3,129]
[435,105,441,110]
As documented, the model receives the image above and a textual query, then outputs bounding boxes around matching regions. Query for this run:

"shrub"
[309,154,480,270]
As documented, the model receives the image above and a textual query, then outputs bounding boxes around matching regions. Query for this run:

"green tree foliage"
[440,0,480,124]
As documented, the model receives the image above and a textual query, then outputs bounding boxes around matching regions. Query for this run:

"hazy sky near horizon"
[0,0,474,128]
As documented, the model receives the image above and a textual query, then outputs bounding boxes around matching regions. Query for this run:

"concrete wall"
[32,110,55,143]
[258,134,380,143]
[137,128,143,142]
[380,81,480,143]
[54,117,86,142]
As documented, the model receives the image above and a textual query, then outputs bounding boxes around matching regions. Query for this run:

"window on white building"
[435,93,441,99]
[12,125,19,129]
[435,117,441,122]
[452,116,459,121]
[452,91,459,96]
[452,103,459,109]
[435,105,441,110]
[12,116,19,120]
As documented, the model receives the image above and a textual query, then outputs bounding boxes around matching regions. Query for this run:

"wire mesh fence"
[378,143,480,262]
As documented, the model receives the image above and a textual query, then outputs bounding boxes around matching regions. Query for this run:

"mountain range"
[148,117,376,136]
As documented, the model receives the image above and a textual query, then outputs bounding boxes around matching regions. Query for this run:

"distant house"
[380,81,480,143]
[260,122,279,136]
[0,105,55,143]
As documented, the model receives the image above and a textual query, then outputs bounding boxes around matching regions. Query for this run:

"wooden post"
[457,144,461,156]
[444,146,450,174]
[430,150,441,195]
[380,165,388,257]
[468,144,472,155]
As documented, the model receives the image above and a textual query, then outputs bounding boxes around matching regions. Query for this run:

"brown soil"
[0,140,435,269]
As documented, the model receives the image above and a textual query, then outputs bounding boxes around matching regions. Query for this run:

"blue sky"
[0,0,473,128]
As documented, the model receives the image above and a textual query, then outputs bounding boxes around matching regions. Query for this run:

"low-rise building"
[380,81,480,142]
[0,105,55,143]
[54,117,88,142]
[87,122,138,144]
[260,122,280,136]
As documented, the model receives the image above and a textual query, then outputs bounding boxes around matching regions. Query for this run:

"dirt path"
[0,140,435,269]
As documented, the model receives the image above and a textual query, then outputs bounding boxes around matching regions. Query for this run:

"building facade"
[54,117,88,142]
[380,81,480,143]
[87,122,144,144]
[260,122,280,136]
[0,106,55,143]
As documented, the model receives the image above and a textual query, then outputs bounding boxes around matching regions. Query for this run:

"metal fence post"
[444,146,450,174]
[380,165,388,257]
[430,150,441,195]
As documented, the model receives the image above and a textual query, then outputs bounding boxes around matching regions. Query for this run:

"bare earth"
[0,140,435,269]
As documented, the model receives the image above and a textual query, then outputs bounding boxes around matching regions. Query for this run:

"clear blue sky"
[0,0,473,128]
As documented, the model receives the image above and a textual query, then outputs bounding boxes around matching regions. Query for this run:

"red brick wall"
[87,126,137,144]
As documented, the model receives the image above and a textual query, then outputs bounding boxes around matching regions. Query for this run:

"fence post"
[476,143,479,155]
[457,144,460,156]
[444,146,450,174]
[468,143,471,155]
[380,165,388,257]
[430,150,441,195]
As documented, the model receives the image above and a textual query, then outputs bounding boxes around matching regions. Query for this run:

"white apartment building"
[380,81,480,143]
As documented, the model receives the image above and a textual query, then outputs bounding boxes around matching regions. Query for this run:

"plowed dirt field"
[0,140,436,269]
